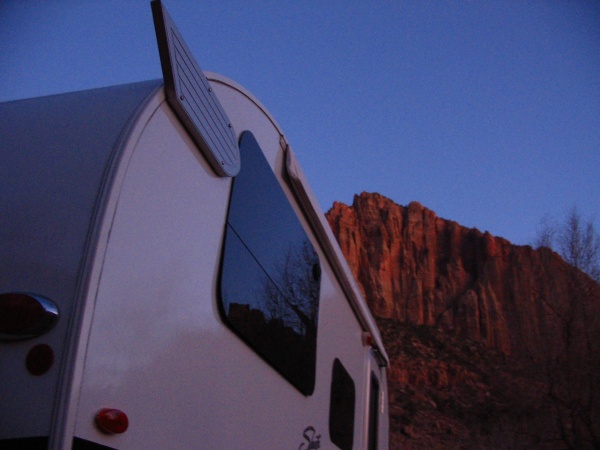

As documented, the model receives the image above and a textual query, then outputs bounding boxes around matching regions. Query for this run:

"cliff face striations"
[327,192,600,448]
[326,192,596,359]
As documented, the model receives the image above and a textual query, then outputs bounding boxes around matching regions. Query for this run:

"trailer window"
[368,373,380,450]
[219,130,321,396]
[329,359,355,450]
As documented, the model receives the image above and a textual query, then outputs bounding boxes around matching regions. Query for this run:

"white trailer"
[0,2,389,449]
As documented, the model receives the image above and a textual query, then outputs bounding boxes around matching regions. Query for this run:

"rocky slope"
[379,319,554,449]
[326,192,600,448]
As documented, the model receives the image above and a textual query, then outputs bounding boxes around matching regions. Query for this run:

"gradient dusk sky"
[1,0,598,246]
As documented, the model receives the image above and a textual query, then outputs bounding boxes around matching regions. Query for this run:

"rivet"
[179,95,185,101]
[208,87,212,92]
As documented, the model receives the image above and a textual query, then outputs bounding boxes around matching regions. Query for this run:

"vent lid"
[152,0,240,177]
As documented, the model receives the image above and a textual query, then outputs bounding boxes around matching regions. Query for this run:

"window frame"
[218,130,321,396]
[328,358,356,450]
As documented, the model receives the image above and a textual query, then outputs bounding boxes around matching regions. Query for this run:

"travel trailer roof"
[0,75,388,367]
[0,79,162,316]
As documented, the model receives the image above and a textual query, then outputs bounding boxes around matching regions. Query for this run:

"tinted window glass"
[329,359,355,450]
[368,373,380,450]
[219,130,321,396]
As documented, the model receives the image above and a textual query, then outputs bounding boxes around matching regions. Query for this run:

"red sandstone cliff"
[327,192,600,448]
[326,192,599,359]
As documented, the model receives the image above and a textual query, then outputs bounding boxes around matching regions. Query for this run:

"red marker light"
[362,332,373,347]
[95,408,129,434]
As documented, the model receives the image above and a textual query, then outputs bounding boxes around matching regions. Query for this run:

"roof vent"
[151,0,240,177]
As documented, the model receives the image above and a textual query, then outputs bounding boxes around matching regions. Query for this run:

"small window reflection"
[219,131,321,396]
[368,373,380,450]
[329,359,355,450]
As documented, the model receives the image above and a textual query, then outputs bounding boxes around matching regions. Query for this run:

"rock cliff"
[326,192,600,448]
[326,192,597,359]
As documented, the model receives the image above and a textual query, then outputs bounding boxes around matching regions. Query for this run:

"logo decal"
[298,426,321,449]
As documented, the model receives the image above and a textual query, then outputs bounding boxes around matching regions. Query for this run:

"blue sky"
[1,1,599,246]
